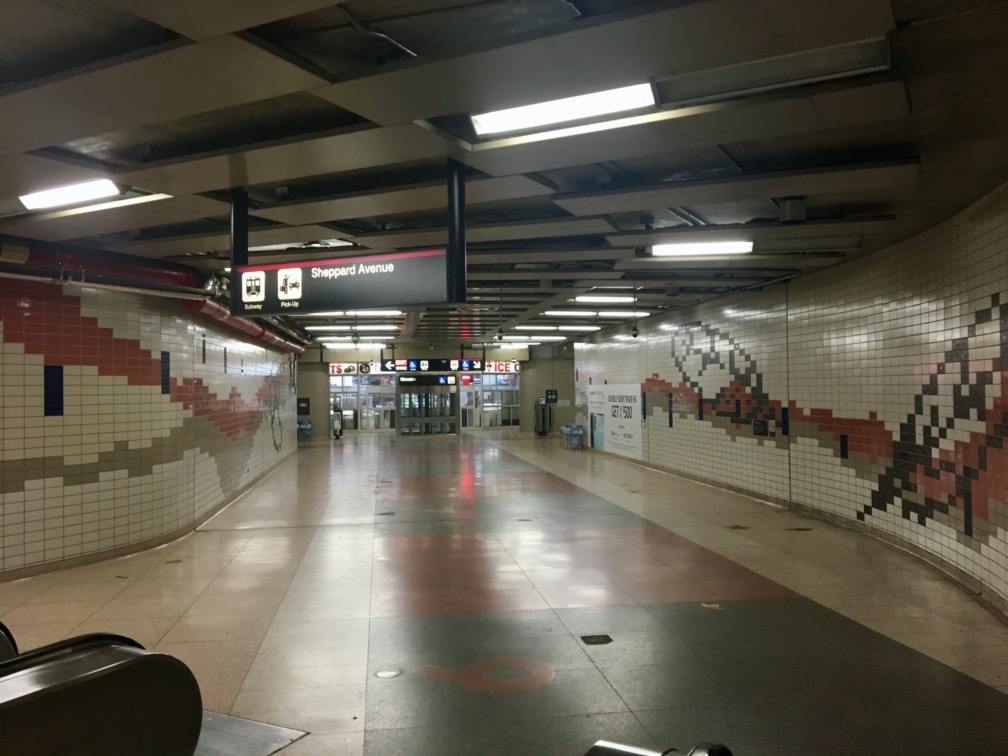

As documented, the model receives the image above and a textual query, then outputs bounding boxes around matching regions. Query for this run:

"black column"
[446,158,467,304]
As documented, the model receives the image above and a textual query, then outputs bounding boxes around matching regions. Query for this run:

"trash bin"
[297,420,312,440]
[535,397,551,437]
[561,424,583,450]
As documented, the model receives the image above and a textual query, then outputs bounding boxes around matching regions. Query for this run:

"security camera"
[351,331,360,344]
[631,324,639,338]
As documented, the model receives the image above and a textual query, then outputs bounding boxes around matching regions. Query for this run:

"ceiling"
[2,0,1008,348]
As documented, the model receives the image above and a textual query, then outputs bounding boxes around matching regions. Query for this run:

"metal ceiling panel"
[0,37,327,154]
[554,161,920,216]
[462,80,910,177]
[256,175,552,226]
[355,217,615,250]
[117,124,454,196]
[102,224,341,258]
[0,195,229,242]
[316,0,894,124]
[114,1,347,41]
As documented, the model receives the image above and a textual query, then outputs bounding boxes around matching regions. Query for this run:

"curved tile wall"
[575,181,1008,609]
[0,280,297,574]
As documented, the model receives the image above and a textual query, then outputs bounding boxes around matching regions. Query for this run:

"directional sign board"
[233,249,451,316]
[382,358,485,372]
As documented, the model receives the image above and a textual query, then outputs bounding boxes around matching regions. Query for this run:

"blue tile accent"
[840,434,849,459]
[668,393,673,428]
[735,399,741,420]
[698,389,703,420]
[160,351,170,395]
[44,365,64,416]
[964,490,973,537]
[781,407,790,435]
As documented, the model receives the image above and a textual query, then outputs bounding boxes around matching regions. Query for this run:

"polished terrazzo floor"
[2,431,1008,754]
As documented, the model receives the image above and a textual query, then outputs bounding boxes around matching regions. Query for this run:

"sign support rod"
[230,188,249,312]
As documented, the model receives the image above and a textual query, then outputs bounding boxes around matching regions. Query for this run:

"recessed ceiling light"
[574,295,636,303]
[321,342,386,349]
[471,83,655,136]
[544,310,597,317]
[650,241,753,256]
[305,325,398,332]
[19,179,120,210]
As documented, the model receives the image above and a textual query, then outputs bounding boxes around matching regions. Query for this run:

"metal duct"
[0,236,305,355]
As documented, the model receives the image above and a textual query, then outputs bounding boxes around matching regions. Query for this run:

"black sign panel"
[545,389,558,403]
[383,358,485,372]
[233,249,448,316]
[397,374,458,387]
[296,397,311,416]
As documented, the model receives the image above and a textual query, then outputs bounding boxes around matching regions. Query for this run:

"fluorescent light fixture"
[544,310,597,317]
[574,295,635,304]
[502,335,530,341]
[471,83,655,136]
[345,310,403,317]
[651,241,753,257]
[322,342,386,349]
[499,342,538,348]
[536,336,568,342]
[19,179,120,210]
[596,310,650,318]
[557,325,601,332]
[515,325,558,331]
[306,325,397,332]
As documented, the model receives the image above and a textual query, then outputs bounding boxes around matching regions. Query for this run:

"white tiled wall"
[575,181,1008,605]
[0,281,297,574]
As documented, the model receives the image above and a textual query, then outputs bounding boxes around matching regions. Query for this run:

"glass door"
[396,381,459,436]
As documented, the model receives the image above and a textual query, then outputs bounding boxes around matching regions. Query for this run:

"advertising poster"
[587,384,643,460]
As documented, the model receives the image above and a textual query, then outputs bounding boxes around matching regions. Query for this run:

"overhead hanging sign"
[232,249,450,316]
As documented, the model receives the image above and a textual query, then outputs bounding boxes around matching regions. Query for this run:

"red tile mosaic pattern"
[575,181,1008,606]
[0,278,296,573]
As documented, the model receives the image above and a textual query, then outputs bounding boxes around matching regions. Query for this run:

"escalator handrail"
[0,633,142,677]
[0,621,16,656]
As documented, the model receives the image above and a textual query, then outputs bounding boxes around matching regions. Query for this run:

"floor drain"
[164,559,182,564]
[376,668,402,679]
[376,511,395,516]
[580,634,613,645]
[725,524,749,530]
[786,527,814,531]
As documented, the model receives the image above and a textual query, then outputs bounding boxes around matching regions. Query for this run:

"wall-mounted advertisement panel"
[233,249,450,316]
[587,383,642,460]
